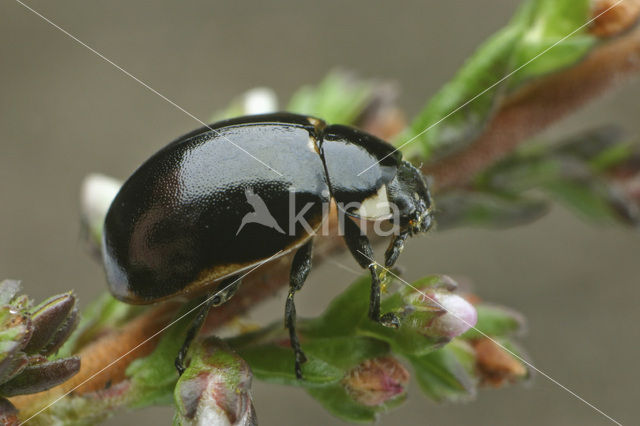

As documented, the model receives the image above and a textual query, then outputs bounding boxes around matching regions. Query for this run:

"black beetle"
[102,112,433,377]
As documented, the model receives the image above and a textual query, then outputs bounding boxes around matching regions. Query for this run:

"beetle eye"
[212,295,222,305]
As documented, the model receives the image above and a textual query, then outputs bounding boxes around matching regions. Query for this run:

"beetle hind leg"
[174,275,241,375]
[286,239,314,379]
[343,218,400,329]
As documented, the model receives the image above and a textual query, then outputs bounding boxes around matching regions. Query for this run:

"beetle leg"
[384,230,410,268]
[174,275,241,375]
[342,218,400,329]
[286,239,313,379]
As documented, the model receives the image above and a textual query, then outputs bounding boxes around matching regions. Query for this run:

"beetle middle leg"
[286,239,313,379]
[342,217,400,329]
[175,275,241,375]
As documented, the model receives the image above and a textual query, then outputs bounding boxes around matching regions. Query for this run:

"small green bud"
[174,338,256,425]
[0,356,80,397]
[24,292,78,355]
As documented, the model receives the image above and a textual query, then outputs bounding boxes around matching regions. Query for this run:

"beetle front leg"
[384,230,409,269]
[342,217,399,329]
[286,239,313,379]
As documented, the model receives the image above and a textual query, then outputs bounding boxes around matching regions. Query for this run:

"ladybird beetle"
[102,112,433,377]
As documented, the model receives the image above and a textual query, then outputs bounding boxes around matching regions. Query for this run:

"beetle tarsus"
[175,357,186,376]
[286,240,313,380]
[175,294,213,375]
[367,264,399,328]
[379,312,400,328]
[342,217,401,329]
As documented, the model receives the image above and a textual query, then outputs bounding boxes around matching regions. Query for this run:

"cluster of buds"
[0,280,80,420]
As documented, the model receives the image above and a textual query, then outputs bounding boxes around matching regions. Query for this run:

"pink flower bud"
[427,292,478,339]
[401,275,478,339]
[342,356,409,407]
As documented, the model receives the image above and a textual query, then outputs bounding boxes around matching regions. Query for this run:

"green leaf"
[287,70,375,125]
[231,330,389,388]
[306,385,380,423]
[475,127,640,227]
[402,0,596,161]
[478,154,562,193]
[356,311,443,358]
[307,380,407,424]
[0,306,31,385]
[588,142,634,172]
[125,304,199,408]
[401,21,521,160]
[542,180,618,223]
[304,274,371,338]
[302,336,390,371]
[510,0,594,86]
[461,304,525,340]
[410,341,476,403]
[480,127,631,192]
[236,344,342,387]
[307,274,442,356]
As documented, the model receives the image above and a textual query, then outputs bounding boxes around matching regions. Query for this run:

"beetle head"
[388,161,433,236]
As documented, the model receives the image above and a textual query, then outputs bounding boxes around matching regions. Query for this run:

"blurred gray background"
[1,1,639,425]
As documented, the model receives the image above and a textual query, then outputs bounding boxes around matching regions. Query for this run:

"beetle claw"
[175,358,186,376]
[294,348,307,380]
[379,312,400,329]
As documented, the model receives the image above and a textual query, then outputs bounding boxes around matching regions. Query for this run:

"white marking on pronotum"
[356,185,392,219]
